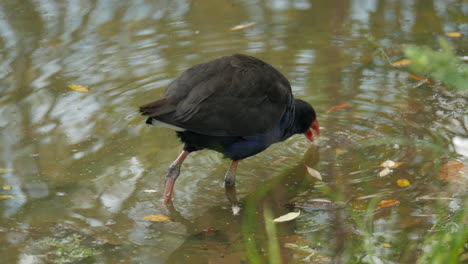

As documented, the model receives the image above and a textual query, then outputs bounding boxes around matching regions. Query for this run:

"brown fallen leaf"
[391,59,412,67]
[142,214,172,222]
[273,211,301,223]
[230,23,255,31]
[445,32,462,38]
[378,200,400,208]
[437,160,466,183]
[327,104,350,112]
[68,84,89,93]
[305,166,322,180]
[397,179,410,187]
[408,73,431,84]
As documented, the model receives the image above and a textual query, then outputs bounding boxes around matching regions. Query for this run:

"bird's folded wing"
[150,54,292,137]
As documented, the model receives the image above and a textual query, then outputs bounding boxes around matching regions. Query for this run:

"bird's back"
[140,54,292,137]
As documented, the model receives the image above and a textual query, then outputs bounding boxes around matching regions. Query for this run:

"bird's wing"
[157,54,292,136]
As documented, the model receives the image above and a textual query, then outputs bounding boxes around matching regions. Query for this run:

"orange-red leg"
[224,160,240,187]
[163,150,189,203]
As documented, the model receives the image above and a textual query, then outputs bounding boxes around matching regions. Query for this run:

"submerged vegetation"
[36,234,101,263]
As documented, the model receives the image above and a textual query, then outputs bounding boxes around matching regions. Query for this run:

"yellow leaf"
[68,84,89,93]
[273,211,301,223]
[305,166,322,180]
[379,167,392,177]
[334,148,347,155]
[0,195,14,200]
[445,32,461,38]
[230,23,255,31]
[2,186,12,190]
[381,243,392,248]
[391,59,412,67]
[408,73,431,84]
[397,179,410,187]
[142,214,172,222]
[378,200,400,208]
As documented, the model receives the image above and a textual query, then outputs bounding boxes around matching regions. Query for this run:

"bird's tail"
[139,97,175,117]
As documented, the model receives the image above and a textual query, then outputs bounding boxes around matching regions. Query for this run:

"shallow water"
[0,0,467,263]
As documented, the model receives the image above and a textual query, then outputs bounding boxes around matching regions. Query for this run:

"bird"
[140,54,319,204]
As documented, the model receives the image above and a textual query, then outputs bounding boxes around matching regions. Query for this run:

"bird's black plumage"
[140,54,291,137]
[139,54,319,203]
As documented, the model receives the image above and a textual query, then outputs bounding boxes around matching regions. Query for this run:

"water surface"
[0,0,467,263]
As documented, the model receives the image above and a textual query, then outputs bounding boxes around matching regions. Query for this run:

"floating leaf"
[408,73,431,84]
[230,23,255,31]
[445,32,461,38]
[378,200,400,208]
[273,211,301,223]
[334,148,347,155]
[379,167,392,177]
[380,160,403,168]
[327,104,350,112]
[381,160,396,168]
[0,195,14,200]
[437,160,466,183]
[142,214,171,222]
[68,84,89,93]
[143,189,158,193]
[391,59,412,66]
[397,179,410,187]
[305,166,322,180]
[2,186,12,190]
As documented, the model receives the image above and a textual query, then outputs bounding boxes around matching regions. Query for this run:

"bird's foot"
[225,184,241,215]
[224,177,235,188]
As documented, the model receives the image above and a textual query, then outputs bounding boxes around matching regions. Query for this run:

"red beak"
[304,120,320,142]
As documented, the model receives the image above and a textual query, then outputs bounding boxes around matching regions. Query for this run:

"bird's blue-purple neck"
[223,96,303,160]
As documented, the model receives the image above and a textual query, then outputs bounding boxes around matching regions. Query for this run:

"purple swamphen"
[140,54,319,203]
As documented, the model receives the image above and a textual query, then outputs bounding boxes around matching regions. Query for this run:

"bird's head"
[294,99,320,142]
